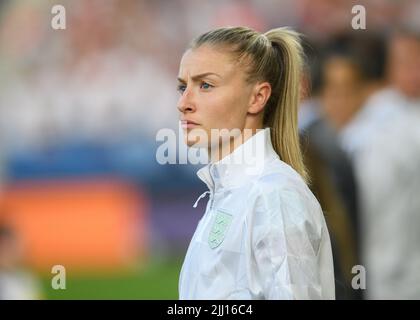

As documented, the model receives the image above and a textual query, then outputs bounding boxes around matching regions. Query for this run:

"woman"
[176,26,335,299]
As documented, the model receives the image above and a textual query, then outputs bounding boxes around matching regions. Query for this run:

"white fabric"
[0,270,41,300]
[179,128,335,300]
[339,88,409,160]
[339,87,420,299]
[355,105,420,299]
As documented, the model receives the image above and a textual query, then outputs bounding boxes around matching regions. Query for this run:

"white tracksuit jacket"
[179,127,335,299]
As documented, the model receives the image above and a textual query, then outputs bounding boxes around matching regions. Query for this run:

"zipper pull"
[193,191,211,208]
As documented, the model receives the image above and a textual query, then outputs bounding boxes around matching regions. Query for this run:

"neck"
[208,128,261,163]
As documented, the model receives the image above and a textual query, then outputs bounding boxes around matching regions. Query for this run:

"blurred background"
[0,0,419,299]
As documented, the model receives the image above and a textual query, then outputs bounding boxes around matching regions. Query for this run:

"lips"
[180,120,200,129]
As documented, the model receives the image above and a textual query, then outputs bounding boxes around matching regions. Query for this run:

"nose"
[177,87,196,114]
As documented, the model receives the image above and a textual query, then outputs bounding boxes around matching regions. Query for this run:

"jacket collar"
[196,127,278,191]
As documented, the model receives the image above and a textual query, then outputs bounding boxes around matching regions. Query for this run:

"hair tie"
[260,33,271,46]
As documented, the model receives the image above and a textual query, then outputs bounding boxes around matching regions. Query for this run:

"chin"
[183,128,210,148]
[184,136,208,148]
[184,137,198,147]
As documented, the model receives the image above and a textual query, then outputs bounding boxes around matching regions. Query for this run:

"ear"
[247,81,272,115]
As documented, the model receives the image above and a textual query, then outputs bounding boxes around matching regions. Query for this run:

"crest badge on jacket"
[208,210,233,249]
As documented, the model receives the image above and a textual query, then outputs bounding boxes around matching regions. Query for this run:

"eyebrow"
[177,72,222,83]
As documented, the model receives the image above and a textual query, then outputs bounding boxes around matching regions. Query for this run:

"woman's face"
[177,45,254,148]
[321,57,365,130]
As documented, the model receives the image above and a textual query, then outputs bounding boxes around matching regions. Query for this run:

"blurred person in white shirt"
[299,40,361,299]
[321,29,420,299]
[355,27,420,299]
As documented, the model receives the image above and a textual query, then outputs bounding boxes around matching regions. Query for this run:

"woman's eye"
[177,84,186,93]
[200,82,213,90]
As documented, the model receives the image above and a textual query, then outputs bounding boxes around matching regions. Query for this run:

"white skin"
[388,35,420,99]
[177,45,271,162]
[321,57,366,130]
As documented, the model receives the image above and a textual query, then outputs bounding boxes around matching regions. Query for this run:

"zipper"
[209,163,216,209]
[192,191,210,208]
[208,190,215,210]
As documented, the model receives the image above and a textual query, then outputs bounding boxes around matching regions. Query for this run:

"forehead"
[178,45,239,78]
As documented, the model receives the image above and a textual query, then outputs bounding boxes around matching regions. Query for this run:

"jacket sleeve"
[251,187,331,299]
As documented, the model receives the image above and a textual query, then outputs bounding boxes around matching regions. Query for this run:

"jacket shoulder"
[251,159,324,230]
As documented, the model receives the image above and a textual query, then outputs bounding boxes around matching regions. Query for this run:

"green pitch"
[40,256,183,300]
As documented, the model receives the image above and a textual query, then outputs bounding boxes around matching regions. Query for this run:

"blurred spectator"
[299,40,361,299]
[319,29,420,299]
[320,32,389,158]
[388,27,420,102]
[356,27,420,299]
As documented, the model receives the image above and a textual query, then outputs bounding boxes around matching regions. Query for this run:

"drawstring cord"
[193,191,211,208]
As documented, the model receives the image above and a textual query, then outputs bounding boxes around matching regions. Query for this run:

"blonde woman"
[176,26,335,300]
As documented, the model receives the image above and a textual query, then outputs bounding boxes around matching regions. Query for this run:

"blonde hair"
[190,26,308,182]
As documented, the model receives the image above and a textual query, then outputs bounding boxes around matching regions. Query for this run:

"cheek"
[211,92,247,128]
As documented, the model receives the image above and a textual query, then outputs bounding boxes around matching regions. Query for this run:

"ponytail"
[264,28,308,182]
